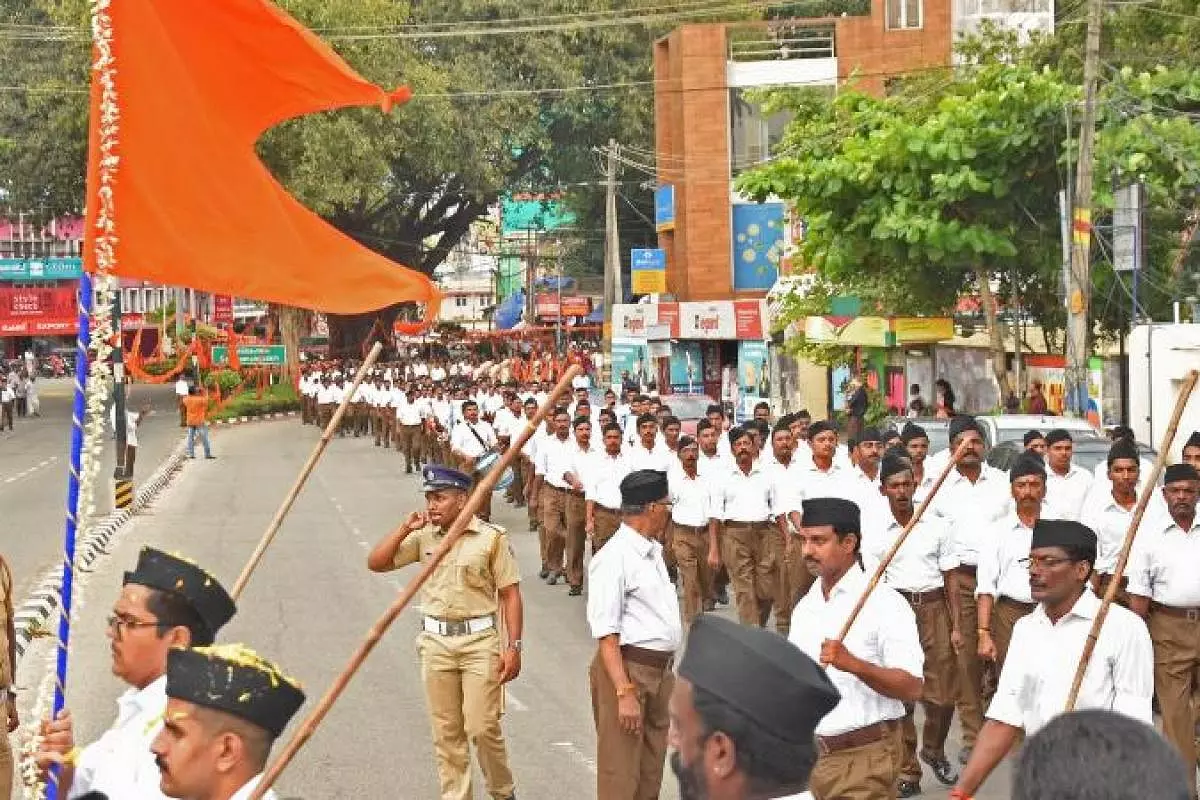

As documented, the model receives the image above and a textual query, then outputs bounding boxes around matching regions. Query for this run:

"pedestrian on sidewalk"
[25,374,40,417]
[183,385,215,460]
[12,372,26,419]
[0,377,13,431]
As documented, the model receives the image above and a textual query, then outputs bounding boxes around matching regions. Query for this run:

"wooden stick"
[836,439,972,644]
[248,364,583,800]
[1065,368,1199,711]
[231,341,384,600]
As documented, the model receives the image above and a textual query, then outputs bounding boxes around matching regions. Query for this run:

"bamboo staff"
[248,364,583,800]
[1065,368,1199,710]
[836,438,972,643]
[231,341,384,600]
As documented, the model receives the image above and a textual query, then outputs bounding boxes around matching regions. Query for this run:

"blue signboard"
[0,258,84,281]
[654,185,675,232]
[630,248,666,271]
[630,248,667,295]
[668,341,703,393]
[731,203,784,291]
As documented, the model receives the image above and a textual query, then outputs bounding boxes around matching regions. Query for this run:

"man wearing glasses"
[33,547,237,799]
[953,520,1152,798]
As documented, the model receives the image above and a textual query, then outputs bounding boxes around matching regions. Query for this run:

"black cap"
[1023,430,1045,446]
[900,422,928,443]
[1165,463,1200,484]
[1110,425,1136,442]
[1045,429,1073,446]
[1186,431,1200,450]
[880,454,912,482]
[949,415,982,441]
[421,465,472,492]
[857,426,883,444]
[801,497,860,533]
[1106,438,1140,467]
[123,548,235,640]
[1031,519,1097,564]
[166,645,305,738]
[679,615,840,745]
[1010,453,1047,482]
[808,420,837,438]
[620,470,669,505]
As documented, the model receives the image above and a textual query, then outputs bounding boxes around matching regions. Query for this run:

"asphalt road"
[13,418,1016,799]
[1,379,183,598]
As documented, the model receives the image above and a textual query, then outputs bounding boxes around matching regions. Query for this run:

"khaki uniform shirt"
[0,556,11,688]
[390,516,521,619]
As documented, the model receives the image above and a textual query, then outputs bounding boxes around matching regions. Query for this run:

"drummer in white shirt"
[448,400,497,521]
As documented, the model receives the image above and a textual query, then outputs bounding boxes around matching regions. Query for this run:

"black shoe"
[920,751,959,786]
[715,587,730,606]
[546,571,559,586]
[568,586,582,596]
[538,568,549,579]
[205,455,216,460]
[667,565,678,584]
[897,779,921,798]
[958,745,972,765]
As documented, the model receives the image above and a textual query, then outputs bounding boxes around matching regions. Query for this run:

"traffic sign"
[211,344,286,366]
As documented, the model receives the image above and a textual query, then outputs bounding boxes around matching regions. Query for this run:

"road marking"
[505,688,527,712]
[551,741,598,774]
[0,455,58,487]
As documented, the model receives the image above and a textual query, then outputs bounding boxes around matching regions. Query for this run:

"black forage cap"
[801,497,860,533]
[1031,519,1097,565]
[620,469,669,505]
[166,645,306,738]
[123,547,235,640]
[1165,463,1200,484]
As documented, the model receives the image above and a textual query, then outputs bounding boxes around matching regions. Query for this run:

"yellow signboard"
[631,269,667,295]
[891,316,954,343]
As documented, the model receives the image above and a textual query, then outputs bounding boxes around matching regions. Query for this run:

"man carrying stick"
[953,520,1153,799]
[367,465,523,800]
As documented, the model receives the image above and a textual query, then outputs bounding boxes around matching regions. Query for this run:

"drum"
[475,451,514,493]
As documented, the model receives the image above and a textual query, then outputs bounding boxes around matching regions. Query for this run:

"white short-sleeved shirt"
[1043,464,1094,522]
[536,433,575,490]
[1080,493,1137,575]
[713,462,774,522]
[586,524,682,652]
[697,450,731,479]
[450,420,496,459]
[986,589,1153,735]
[669,464,713,528]
[229,776,278,800]
[862,512,957,592]
[626,440,673,473]
[788,566,924,736]
[1127,515,1200,606]
[70,676,170,799]
[975,513,1037,603]
[930,465,1012,567]
[393,394,422,425]
[586,451,630,510]
[782,458,860,516]
[174,379,188,397]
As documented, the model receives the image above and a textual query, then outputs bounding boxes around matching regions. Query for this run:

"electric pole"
[602,139,622,384]
[1065,0,1104,416]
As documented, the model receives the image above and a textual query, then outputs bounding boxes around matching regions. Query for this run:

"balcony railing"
[728,23,837,62]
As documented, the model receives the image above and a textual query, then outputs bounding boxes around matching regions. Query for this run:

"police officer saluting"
[368,465,523,800]
[587,469,682,800]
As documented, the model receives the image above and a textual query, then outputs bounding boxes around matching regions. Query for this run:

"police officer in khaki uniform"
[368,465,523,800]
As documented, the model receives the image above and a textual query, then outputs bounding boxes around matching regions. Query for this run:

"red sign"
[733,300,766,339]
[213,294,234,326]
[0,287,77,336]
[534,293,593,320]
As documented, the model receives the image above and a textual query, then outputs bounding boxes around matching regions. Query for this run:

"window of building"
[729,89,795,176]
[455,296,468,308]
[886,0,922,29]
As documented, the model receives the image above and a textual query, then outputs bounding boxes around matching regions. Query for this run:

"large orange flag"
[84,0,440,316]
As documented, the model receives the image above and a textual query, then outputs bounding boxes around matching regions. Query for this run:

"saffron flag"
[84,0,440,317]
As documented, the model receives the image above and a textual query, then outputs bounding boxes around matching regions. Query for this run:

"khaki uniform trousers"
[952,566,987,747]
[418,628,514,800]
[763,525,790,635]
[397,423,422,470]
[521,457,539,531]
[504,445,524,505]
[318,402,336,430]
[0,728,10,800]
[589,651,674,800]
[593,506,622,553]
[1149,606,1200,798]
[301,394,313,424]
[563,490,588,589]
[991,596,1035,679]
[898,592,959,782]
[378,410,396,448]
[811,722,903,800]
[720,522,774,627]
[671,522,712,629]
[540,485,567,575]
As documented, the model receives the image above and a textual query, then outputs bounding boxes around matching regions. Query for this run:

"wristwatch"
[616,682,637,698]
[508,640,523,653]
[4,687,15,699]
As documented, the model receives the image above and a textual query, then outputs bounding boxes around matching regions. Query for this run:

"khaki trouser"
[397,423,422,470]
[720,522,773,627]
[540,486,567,575]
[671,523,712,629]
[564,490,587,589]
[592,506,621,553]
[301,394,313,424]
[991,596,1035,679]
[0,727,10,800]
[899,593,959,782]
[318,402,335,430]
[506,446,524,506]
[1149,607,1200,798]
[763,525,790,635]
[417,628,514,800]
[952,567,987,748]
[785,529,817,611]
[521,457,539,531]
[589,651,674,800]
[811,722,902,800]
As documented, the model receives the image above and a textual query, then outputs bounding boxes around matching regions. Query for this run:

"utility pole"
[602,139,622,385]
[1065,0,1104,416]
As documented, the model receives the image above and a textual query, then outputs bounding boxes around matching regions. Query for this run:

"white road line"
[0,455,59,486]
[504,688,527,712]
[551,741,598,775]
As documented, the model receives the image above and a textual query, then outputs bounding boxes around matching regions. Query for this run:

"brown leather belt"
[724,521,766,530]
[997,597,1036,615]
[672,522,709,533]
[621,644,674,670]
[1152,602,1200,622]
[817,719,898,755]
[954,564,978,578]
[897,587,945,606]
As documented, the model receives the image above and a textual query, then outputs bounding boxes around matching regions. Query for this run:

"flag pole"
[248,365,583,800]
[231,341,384,600]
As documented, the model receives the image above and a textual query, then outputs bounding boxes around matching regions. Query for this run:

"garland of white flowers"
[18,0,119,795]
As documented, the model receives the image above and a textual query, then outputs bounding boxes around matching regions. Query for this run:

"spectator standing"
[1028,381,1049,414]
[846,378,868,442]
[182,386,215,460]
[0,378,13,431]
[174,376,190,427]
[24,374,39,418]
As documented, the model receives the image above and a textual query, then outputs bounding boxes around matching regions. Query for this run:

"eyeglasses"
[107,614,163,634]
[1017,556,1074,570]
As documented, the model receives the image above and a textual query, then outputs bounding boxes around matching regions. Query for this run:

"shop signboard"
[630,248,667,295]
[654,185,675,232]
[211,344,286,366]
[0,286,77,335]
[0,257,84,281]
[731,203,784,291]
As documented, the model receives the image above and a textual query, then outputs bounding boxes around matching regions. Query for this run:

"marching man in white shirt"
[33,547,238,799]
[532,408,573,584]
[712,427,777,629]
[864,455,961,797]
[562,416,595,596]
[587,470,682,800]
[449,400,496,521]
[586,422,630,553]
[1042,429,1093,521]
[1081,438,1141,601]
[788,497,924,800]
[955,519,1153,798]
[669,436,717,628]
[395,384,426,474]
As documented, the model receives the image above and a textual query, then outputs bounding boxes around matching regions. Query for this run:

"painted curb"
[214,410,298,427]
[13,437,189,663]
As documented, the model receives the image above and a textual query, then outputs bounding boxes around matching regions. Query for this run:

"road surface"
[14,418,1015,799]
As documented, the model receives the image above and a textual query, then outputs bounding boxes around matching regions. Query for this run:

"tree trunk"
[976,264,1013,403]
[275,305,308,381]
[327,305,400,359]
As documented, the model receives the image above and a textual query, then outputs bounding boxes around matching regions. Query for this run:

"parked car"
[987,436,1157,474]
[884,414,1099,451]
